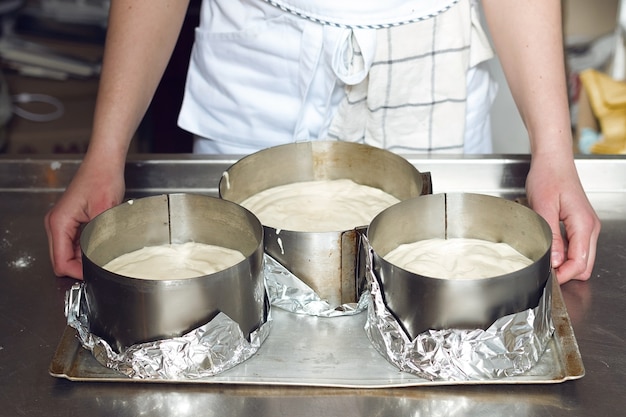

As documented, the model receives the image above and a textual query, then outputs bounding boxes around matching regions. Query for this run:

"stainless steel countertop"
[0,154,624,417]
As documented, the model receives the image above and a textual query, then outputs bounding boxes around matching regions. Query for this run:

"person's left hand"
[525,155,601,284]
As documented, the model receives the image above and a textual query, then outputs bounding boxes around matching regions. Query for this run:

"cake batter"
[102,242,245,280]
[240,179,400,232]
[384,238,533,279]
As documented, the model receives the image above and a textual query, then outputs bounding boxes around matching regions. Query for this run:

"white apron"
[178,0,496,154]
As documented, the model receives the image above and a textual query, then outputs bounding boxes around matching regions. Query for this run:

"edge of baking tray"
[49,281,584,387]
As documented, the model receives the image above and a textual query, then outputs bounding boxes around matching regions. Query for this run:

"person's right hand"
[44,160,126,279]
[41,0,189,280]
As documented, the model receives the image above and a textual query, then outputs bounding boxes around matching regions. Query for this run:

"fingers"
[44,209,84,280]
[555,212,601,284]
[555,246,592,285]
[528,192,601,285]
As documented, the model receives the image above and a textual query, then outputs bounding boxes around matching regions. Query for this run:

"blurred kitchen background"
[0,0,621,155]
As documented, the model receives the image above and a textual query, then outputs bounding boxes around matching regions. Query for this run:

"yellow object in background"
[579,68,626,154]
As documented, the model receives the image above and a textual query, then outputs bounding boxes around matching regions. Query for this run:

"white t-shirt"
[178,0,496,154]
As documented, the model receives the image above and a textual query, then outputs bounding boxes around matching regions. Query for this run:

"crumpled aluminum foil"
[264,254,369,317]
[362,238,555,381]
[65,283,271,380]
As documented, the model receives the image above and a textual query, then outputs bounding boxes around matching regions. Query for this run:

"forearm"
[482,0,573,159]
[483,0,601,283]
[85,0,190,169]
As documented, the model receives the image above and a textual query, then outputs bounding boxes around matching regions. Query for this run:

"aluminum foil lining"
[362,238,555,381]
[264,254,369,317]
[65,283,271,380]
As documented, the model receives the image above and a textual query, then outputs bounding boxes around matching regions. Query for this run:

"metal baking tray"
[49,280,584,387]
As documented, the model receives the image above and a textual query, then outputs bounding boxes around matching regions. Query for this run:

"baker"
[44,0,601,284]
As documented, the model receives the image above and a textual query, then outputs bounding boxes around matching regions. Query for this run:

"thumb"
[549,222,566,270]
[530,201,565,269]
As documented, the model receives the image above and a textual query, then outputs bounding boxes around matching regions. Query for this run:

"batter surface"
[239,179,400,232]
[384,238,533,279]
[102,242,245,280]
